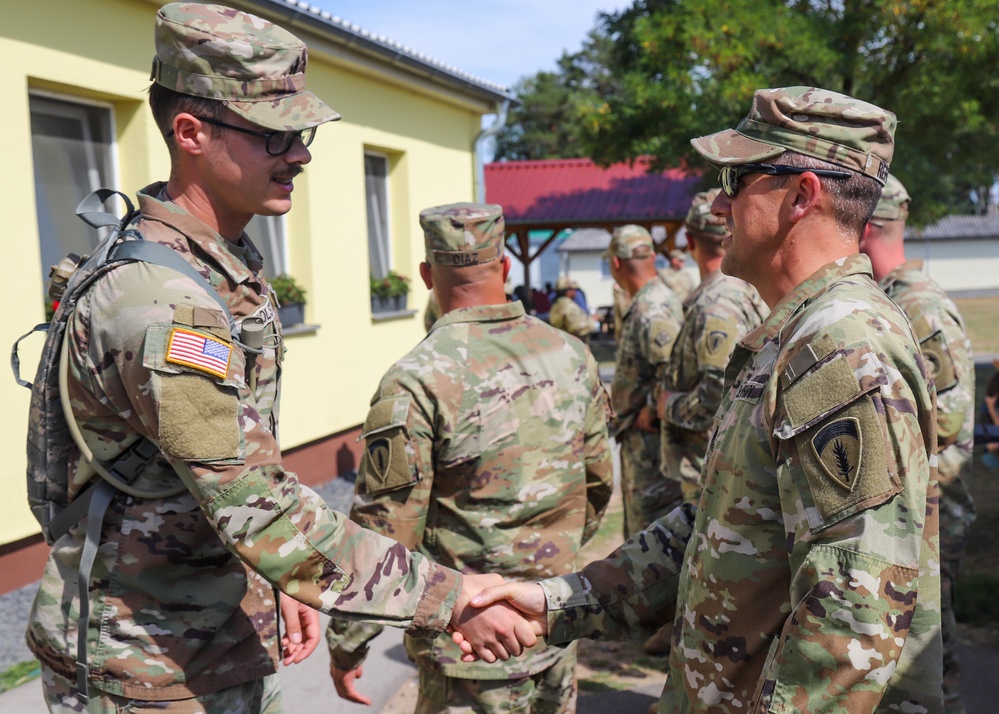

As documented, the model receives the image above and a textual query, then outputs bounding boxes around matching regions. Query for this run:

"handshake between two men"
[451,575,546,662]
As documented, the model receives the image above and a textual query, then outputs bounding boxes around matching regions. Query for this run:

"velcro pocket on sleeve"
[777,354,896,529]
[361,394,420,496]
[144,323,246,462]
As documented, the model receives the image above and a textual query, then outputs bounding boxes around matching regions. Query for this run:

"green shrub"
[270,274,306,306]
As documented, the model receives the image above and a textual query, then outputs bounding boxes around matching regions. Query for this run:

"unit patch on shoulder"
[166,327,232,379]
[811,417,862,491]
[367,437,393,485]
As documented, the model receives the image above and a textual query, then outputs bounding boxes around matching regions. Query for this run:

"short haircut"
[148,83,227,154]
[765,152,882,237]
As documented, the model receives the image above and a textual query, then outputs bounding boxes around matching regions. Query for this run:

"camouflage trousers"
[41,666,282,713]
[619,428,684,540]
[415,653,576,714]
[660,429,707,506]
[940,476,977,714]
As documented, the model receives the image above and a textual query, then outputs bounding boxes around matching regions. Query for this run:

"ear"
[786,171,823,223]
[419,261,433,289]
[172,113,208,156]
[501,254,511,282]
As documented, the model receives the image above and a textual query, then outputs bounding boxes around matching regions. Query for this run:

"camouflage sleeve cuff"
[407,559,463,638]
[539,573,593,646]
[325,620,383,670]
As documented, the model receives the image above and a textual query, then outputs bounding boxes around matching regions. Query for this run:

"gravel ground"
[0,474,358,675]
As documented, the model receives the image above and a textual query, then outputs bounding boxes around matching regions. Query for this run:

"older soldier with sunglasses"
[461,87,943,714]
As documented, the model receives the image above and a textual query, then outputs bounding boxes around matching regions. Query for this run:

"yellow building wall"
[0,0,483,545]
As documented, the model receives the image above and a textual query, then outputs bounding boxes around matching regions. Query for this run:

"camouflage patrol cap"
[151,3,340,131]
[605,225,654,259]
[684,189,728,239]
[690,87,895,185]
[556,276,578,290]
[668,249,688,262]
[420,203,505,266]
[872,173,911,221]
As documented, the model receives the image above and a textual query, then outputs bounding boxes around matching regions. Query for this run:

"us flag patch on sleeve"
[165,327,232,379]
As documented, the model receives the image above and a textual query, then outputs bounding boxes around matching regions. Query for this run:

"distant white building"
[905,211,999,294]
[557,227,697,309]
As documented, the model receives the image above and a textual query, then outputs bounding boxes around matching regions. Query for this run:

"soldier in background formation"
[26,5,531,711]
[658,248,696,302]
[461,86,943,714]
[327,203,613,714]
[657,189,768,508]
[548,276,593,343]
[605,225,684,539]
[860,174,975,714]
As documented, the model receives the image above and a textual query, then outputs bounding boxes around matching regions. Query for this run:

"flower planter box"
[371,296,394,314]
[278,302,305,327]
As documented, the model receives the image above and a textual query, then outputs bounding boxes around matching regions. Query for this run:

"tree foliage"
[498,0,999,224]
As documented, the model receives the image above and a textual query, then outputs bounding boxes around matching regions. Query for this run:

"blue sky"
[304,0,632,89]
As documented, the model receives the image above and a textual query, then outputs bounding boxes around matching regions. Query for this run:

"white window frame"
[29,91,120,296]
[247,213,289,277]
[365,150,393,280]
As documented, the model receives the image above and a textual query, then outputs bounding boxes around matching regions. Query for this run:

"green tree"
[502,0,999,223]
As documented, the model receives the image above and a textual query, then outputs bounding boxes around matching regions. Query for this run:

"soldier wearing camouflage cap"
[549,275,592,342]
[605,224,684,540]
[861,174,975,714]
[327,201,613,713]
[27,5,531,711]
[658,248,696,302]
[461,87,942,713]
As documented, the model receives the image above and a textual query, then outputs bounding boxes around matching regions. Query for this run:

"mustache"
[274,166,305,180]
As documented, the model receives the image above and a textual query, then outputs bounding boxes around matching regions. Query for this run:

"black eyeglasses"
[168,116,317,156]
[718,163,853,198]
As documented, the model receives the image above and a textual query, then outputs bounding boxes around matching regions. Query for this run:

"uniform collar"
[135,182,262,287]
[740,253,874,352]
[878,258,924,292]
[432,301,525,330]
[623,275,663,318]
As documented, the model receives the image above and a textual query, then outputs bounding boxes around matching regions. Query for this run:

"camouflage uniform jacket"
[659,266,696,302]
[328,302,613,679]
[880,260,974,485]
[540,255,942,713]
[26,183,461,700]
[549,295,592,341]
[611,277,683,435]
[661,271,767,483]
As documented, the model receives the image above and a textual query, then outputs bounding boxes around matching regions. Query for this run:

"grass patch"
[953,297,999,355]
[0,659,41,694]
[955,574,999,626]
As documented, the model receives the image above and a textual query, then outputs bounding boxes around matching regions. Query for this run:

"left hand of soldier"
[280,593,321,665]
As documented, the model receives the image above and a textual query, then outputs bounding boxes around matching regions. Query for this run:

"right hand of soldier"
[449,573,544,663]
[330,662,372,706]
[452,581,549,662]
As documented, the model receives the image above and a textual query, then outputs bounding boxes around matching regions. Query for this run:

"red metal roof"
[484,157,703,226]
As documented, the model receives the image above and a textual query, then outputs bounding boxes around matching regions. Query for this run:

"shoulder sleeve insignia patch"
[367,437,393,485]
[165,327,232,379]
[811,417,862,491]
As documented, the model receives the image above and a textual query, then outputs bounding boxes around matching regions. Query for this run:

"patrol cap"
[690,86,895,185]
[151,3,340,131]
[872,173,911,221]
[556,276,578,290]
[684,189,728,241]
[605,225,654,259]
[420,202,505,266]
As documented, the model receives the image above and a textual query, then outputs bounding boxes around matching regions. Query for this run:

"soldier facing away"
[860,174,975,714]
[326,203,613,713]
[461,86,943,714]
[658,248,696,302]
[25,5,535,712]
[606,225,685,539]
